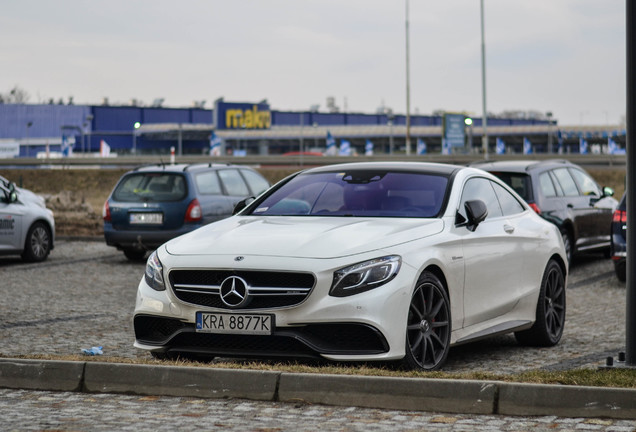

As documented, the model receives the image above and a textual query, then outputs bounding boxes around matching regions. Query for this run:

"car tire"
[515,259,566,347]
[123,248,147,262]
[21,221,51,262]
[560,229,573,265]
[615,260,626,282]
[402,271,451,371]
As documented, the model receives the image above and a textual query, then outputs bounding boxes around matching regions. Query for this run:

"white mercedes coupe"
[134,162,567,370]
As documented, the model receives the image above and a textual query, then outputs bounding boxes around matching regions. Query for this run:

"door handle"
[567,203,574,208]
[504,224,515,234]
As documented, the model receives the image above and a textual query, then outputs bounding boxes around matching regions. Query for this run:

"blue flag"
[496,138,506,155]
[365,139,374,156]
[325,131,337,155]
[339,139,351,156]
[441,138,451,155]
[557,130,563,154]
[209,131,223,156]
[61,134,72,157]
[608,137,625,155]
[523,137,533,155]
[579,137,588,154]
[417,138,427,155]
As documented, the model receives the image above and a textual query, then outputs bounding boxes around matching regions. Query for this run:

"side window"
[218,169,250,196]
[552,168,579,197]
[539,172,557,198]
[195,172,223,195]
[240,169,270,195]
[569,168,601,196]
[492,182,525,216]
[459,177,503,220]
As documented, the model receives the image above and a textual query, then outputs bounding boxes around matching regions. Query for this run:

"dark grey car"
[473,159,618,263]
[103,163,270,260]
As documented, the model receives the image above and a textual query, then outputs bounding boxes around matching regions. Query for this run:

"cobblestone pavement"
[0,239,627,372]
[1,388,635,432]
[0,240,633,431]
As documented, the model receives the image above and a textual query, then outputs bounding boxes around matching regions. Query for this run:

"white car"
[133,162,567,370]
[0,176,55,262]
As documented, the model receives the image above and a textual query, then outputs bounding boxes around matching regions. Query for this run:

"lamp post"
[133,122,141,155]
[465,117,474,151]
[546,111,553,153]
[480,0,489,159]
[405,0,412,156]
[25,122,33,158]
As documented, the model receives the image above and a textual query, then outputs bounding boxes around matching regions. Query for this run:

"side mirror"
[464,199,488,232]
[233,197,255,215]
[603,186,614,197]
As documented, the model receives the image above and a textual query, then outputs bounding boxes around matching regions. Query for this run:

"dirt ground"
[0,165,626,238]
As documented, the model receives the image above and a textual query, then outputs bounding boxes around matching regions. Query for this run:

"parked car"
[133,161,567,371]
[0,175,55,262]
[610,192,627,282]
[103,163,270,261]
[472,159,617,264]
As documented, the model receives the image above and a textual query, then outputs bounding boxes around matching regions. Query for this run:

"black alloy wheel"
[403,272,451,371]
[515,259,566,346]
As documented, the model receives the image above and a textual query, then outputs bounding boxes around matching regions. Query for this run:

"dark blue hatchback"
[103,163,270,260]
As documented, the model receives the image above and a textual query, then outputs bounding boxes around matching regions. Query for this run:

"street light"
[405,0,412,156]
[546,111,553,153]
[480,0,489,159]
[465,117,474,151]
[132,122,141,154]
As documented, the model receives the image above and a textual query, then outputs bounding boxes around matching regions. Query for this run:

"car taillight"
[613,209,627,224]
[184,198,202,223]
[102,200,111,222]
[528,202,541,214]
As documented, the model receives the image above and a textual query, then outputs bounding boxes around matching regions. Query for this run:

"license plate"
[196,312,273,335]
[129,212,163,225]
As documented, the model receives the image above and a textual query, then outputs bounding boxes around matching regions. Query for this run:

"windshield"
[249,170,448,217]
[113,173,187,202]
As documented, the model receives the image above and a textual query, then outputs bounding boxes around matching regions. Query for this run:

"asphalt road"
[0,239,632,431]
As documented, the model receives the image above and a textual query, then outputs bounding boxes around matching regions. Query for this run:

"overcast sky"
[1,1,626,126]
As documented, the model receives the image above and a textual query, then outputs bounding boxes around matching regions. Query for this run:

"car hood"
[165,216,444,259]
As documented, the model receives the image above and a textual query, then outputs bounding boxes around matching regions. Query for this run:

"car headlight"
[144,250,166,291]
[330,255,401,297]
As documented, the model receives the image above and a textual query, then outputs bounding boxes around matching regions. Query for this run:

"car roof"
[471,159,575,174]
[130,163,247,174]
[298,161,462,176]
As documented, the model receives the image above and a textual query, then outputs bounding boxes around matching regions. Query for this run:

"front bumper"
[133,251,418,362]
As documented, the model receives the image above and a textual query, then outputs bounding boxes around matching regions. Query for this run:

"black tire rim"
[544,265,566,341]
[406,281,450,369]
[30,226,49,259]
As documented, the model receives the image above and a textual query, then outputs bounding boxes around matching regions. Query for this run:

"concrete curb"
[1,358,635,419]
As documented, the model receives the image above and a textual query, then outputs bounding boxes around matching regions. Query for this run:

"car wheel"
[615,260,626,282]
[515,260,566,347]
[123,248,147,262]
[402,272,451,371]
[21,221,51,262]
[560,229,573,264]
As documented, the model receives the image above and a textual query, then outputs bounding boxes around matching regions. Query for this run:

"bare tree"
[1,85,31,103]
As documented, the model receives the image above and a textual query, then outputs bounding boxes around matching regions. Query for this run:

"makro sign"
[214,100,271,130]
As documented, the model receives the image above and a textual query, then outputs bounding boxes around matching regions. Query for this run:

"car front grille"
[168,269,316,309]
